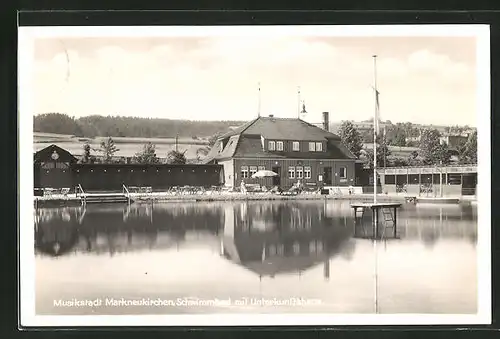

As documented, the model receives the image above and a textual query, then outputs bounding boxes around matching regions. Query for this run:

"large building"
[204,113,358,190]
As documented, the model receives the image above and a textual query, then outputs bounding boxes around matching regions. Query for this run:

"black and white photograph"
[19,25,491,326]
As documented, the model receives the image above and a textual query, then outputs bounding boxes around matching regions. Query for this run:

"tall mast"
[372,54,379,315]
[297,86,301,119]
[258,82,261,117]
[373,55,378,204]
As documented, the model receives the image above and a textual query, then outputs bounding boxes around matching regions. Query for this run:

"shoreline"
[33,192,475,207]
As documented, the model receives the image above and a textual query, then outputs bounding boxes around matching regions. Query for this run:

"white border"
[19,24,491,327]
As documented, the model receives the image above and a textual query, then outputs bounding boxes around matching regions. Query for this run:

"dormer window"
[268,141,276,151]
[276,141,284,151]
[315,142,323,152]
[308,142,315,151]
[292,141,300,151]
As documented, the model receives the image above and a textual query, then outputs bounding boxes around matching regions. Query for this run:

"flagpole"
[373,55,378,204]
[258,82,261,117]
[372,55,379,314]
[297,86,301,119]
[372,53,379,315]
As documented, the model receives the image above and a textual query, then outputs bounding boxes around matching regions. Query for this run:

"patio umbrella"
[252,170,278,178]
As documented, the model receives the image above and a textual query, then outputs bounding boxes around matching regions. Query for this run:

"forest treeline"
[33,113,246,139]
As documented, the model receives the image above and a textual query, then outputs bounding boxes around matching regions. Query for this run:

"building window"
[292,141,300,151]
[276,141,284,151]
[293,241,300,255]
[304,166,311,179]
[249,166,257,177]
[308,142,315,151]
[315,142,323,152]
[288,166,295,179]
[268,141,276,151]
[296,166,303,179]
[258,165,265,171]
[241,166,249,179]
[339,167,347,179]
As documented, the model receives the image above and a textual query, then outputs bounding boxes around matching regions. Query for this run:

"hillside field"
[33,132,210,160]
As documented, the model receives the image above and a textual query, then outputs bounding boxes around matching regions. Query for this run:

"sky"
[33,33,478,126]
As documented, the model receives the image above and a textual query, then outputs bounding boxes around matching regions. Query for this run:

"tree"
[78,142,92,164]
[99,136,119,163]
[407,150,423,166]
[363,135,391,169]
[134,142,160,164]
[360,129,374,143]
[419,129,450,165]
[338,121,363,158]
[167,149,187,164]
[458,131,477,164]
[387,123,407,147]
[390,157,409,167]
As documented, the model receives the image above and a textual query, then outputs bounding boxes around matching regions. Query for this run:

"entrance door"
[272,167,281,186]
[323,167,332,185]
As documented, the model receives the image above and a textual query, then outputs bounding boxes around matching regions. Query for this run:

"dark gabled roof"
[220,118,260,139]
[228,136,355,160]
[208,116,354,161]
[203,135,241,163]
[245,116,341,140]
[34,144,78,163]
[221,116,342,141]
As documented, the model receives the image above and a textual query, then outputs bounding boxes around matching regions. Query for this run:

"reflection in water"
[221,202,353,280]
[35,200,477,315]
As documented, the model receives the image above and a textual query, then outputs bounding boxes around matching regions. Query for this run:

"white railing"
[122,184,131,205]
[76,184,86,205]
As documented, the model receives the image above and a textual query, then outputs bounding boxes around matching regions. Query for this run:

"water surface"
[35,200,477,315]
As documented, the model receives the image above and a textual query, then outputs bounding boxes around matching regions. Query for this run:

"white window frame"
[339,166,347,179]
[288,166,295,179]
[241,166,249,179]
[249,166,257,177]
[258,165,265,171]
[296,166,303,179]
[292,141,300,151]
[308,142,316,151]
[268,141,276,151]
[304,166,311,179]
[315,142,323,152]
[276,141,284,151]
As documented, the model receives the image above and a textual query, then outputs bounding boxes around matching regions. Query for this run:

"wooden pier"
[351,202,402,240]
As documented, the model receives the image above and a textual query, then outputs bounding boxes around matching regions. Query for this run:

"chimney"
[322,112,329,131]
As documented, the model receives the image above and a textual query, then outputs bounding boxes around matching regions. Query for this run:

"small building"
[377,164,477,197]
[204,113,357,190]
[34,144,78,189]
[34,144,224,190]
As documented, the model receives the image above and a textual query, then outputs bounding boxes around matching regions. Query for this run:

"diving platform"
[351,202,402,240]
